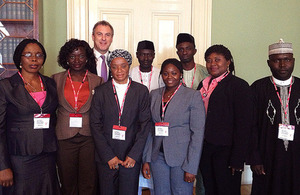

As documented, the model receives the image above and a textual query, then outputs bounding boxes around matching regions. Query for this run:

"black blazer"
[197,73,253,168]
[0,73,58,171]
[90,80,151,164]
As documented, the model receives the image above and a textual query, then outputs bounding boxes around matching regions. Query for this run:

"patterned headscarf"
[108,49,132,67]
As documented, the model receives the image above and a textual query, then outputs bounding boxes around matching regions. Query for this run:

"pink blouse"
[200,71,229,113]
[30,91,47,107]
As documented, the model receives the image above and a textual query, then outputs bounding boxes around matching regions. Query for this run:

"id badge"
[112,125,127,140]
[155,122,169,136]
[69,113,83,128]
[34,114,50,129]
[278,124,295,141]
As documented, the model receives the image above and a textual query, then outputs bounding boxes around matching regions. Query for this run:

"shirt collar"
[113,78,130,87]
[272,76,292,86]
[204,71,229,84]
[93,48,109,59]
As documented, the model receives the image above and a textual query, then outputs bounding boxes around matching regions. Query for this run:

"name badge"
[155,122,169,136]
[112,125,127,140]
[278,124,295,141]
[34,114,50,129]
[69,113,83,128]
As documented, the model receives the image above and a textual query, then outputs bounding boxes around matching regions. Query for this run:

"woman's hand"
[0,168,13,187]
[184,172,195,183]
[122,156,136,168]
[108,156,123,170]
[229,166,244,175]
[142,163,151,179]
[250,165,265,175]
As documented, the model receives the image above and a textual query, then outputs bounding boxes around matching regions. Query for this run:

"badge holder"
[34,113,50,129]
[112,125,127,140]
[69,113,83,128]
[155,122,169,136]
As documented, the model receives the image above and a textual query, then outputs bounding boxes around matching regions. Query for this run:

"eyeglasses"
[21,53,45,59]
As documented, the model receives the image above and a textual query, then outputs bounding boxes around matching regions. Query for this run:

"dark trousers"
[200,142,242,195]
[57,134,97,195]
[96,161,140,195]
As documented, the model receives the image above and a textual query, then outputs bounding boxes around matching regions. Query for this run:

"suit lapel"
[79,71,93,112]
[107,80,120,117]
[9,73,40,112]
[210,73,232,98]
[58,71,76,112]
[163,85,184,123]
[120,80,135,120]
[151,88,163,123]
[40,74,57,111]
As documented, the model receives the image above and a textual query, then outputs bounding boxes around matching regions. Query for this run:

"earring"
[20,65,22,68]
[67,62,69,65]
[86,60,88,63]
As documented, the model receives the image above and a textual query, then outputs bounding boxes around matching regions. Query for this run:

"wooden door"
[67,0,212,68]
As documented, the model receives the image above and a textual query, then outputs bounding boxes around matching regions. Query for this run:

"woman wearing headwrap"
[90,49,152,195]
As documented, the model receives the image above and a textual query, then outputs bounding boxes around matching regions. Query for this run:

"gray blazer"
[144,85,205,175]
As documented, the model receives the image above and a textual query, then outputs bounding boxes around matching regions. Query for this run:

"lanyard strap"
[18,71,44,91]
[161,83,182,121]
[182,64,196,88]
[68,69,88,112]
[272,77,293,123]
[200,71,229,99]
[18,71,44,113]
[139,66,153,90]
[112,79,132,126]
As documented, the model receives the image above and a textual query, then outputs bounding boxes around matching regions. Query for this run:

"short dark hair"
[160,58,183,75]
[13,39,47,70]
[57,39,97,74]
[205,44,235,73]
[92,20,114,36]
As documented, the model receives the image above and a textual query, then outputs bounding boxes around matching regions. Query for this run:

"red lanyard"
[161,83,182,121]
[272,77,293,123]
[18,71,44,113]
[139,66,153,90]
[18,71,44,91]
[112,79,132,126]
[182,64,196,88]
[68,69,88,112]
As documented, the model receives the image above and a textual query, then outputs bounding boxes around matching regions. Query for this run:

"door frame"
[66,0,212,65]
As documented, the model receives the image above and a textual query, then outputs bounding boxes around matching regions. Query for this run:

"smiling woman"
[197,45,253,195]
[142,58,205,195]
[52,38,103,195]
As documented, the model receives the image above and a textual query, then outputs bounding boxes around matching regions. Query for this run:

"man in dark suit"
[92,20,114,81]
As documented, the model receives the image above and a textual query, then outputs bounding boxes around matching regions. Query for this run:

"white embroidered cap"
[269,38,293,55]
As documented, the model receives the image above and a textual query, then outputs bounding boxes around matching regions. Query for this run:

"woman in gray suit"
[142,58,205,195]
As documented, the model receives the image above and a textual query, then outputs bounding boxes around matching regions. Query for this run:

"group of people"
[0,19,299,195]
